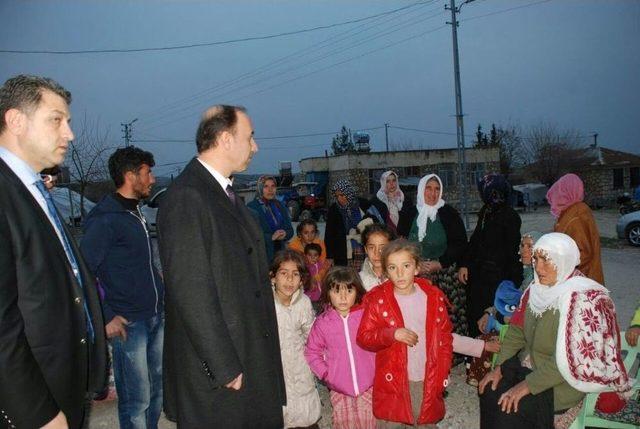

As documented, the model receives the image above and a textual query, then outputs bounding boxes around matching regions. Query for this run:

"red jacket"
[356,277,453,425]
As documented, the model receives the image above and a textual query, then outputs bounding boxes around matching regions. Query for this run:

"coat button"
[80,338,86,344]
[389,320,395,326]
[382,311,388,317]
[264,332,270,338]
[440,296,444,301]
[74,297,81,304]
[247,247,253,254]
[436,318,441,323]
[385,373,393,381]
[378,299,383,304]
[439,306,443,312]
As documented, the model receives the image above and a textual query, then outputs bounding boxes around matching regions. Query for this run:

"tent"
[512,183,549,207]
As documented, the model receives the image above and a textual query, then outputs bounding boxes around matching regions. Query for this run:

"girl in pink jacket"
[304,267,376,429]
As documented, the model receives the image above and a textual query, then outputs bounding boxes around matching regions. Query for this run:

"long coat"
[554,201,604,285]
[157,158,286,428]
[0,158,107,428]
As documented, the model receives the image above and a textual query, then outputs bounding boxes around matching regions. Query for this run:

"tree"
[331,126,354,155]
[474,123,521,176]
[518,122,586,185]
[67,114,113,216]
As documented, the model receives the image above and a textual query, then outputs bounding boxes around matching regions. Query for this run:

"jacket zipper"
[130,210,159,315]
[341,314,360,396]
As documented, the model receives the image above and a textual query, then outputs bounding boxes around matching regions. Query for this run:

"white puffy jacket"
[273,288,322,428]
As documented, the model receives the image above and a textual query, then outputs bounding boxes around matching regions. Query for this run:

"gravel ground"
[90,208,638,429]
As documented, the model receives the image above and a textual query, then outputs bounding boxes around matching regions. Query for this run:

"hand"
[394,328,418,347]
[41,411,68,429]
[106,315,129,341]
[478,366,502,395]
[626,326,640,347]
[326,258,334,267]
[458,267,469,284]
[424,260,442,273]
[272,230,287,241]
[484,339,501,353]
[498,380,531,414]
[478,313,490,334]
[225,373,243,390]
[419,260,430,275]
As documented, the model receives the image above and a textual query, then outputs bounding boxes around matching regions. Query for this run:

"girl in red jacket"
[357,239,453,427]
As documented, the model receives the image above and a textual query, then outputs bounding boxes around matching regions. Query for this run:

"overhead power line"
[0,1,433,55]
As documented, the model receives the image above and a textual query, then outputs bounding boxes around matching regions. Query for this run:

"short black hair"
[296,219,318,236]
[304,243,322,256]
[0,74,71,133]
[108,146,155,188]
[195,105,246,153]
[361,223,397,246]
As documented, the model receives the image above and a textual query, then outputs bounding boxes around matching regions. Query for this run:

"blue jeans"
[112,314,164,429]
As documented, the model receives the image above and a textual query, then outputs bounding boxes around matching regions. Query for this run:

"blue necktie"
[35,180,95,342]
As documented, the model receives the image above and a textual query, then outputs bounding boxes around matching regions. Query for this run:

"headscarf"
[520,231,543,289]
[477,174,511,209]
[528,232,583,317]
[331,179,362,231]
[376,170,404,226]
[416,174,445,242]
[546,173,584,218]
[526,233,631,394]
[255,175,285,233]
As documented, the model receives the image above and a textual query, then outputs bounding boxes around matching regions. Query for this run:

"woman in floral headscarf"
[479,233,630,429]
[247,175,294,262]
[458,174,522,337]
[546,173,604,284]
[407,173,469,335]
[368,170,415,237]
[325,178,370,268]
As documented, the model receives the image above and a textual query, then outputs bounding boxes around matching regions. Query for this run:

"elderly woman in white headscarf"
[407,173,469,335]
[479,233,630,429]
[368,170,415,237]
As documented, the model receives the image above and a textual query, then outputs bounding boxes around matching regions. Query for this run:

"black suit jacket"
[0,158,106,429]
[157,158,286,428]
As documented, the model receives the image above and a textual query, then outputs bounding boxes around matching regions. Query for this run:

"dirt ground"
[89,208,639,429]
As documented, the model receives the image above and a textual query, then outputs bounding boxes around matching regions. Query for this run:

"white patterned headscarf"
[416,174,445,241]
[526,234,631,394]
[376,170,404,227]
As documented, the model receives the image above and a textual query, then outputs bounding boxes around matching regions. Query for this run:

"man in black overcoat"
[0,75,107,428]
[157,105,286,428]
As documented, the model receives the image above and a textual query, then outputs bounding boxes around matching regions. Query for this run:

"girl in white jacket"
[270,250,322,428]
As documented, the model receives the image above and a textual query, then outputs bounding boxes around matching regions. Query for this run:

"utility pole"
[385,123,390,152]
[592,132,598,147]
[446,0,472,228]
[121,118,138,147]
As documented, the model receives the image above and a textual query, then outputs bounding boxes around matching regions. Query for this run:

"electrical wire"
[0,1,434,55]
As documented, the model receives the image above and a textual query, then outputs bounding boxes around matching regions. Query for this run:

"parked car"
[140,187,167,235]
[616,210,640,247]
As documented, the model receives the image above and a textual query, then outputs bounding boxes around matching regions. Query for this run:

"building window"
[438,164,457,188]
[630,167,640,188]
[613,168,624,189]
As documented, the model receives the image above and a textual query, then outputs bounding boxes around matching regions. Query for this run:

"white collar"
[197,158,232,191]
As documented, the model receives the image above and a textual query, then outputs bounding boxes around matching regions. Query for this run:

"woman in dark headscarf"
[247,175,294,262]
[458,174,522,337]
[324,178,370,269]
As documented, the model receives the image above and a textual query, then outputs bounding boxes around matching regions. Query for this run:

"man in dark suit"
[157,105,286,428]
[0,74,107,428]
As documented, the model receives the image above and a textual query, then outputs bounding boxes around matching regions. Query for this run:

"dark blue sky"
[1,0,638,176]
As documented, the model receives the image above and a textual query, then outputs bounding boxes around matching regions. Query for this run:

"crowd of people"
[0,73,637,429]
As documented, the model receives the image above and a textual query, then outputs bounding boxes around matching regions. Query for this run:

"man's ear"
[4,109,26,135]
[220,129,233,150]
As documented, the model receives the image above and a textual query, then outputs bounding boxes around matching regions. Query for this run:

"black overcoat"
[0,158,107,428]
[157,159,286,428]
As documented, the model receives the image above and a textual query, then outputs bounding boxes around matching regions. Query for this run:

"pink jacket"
[304,306,376,397]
